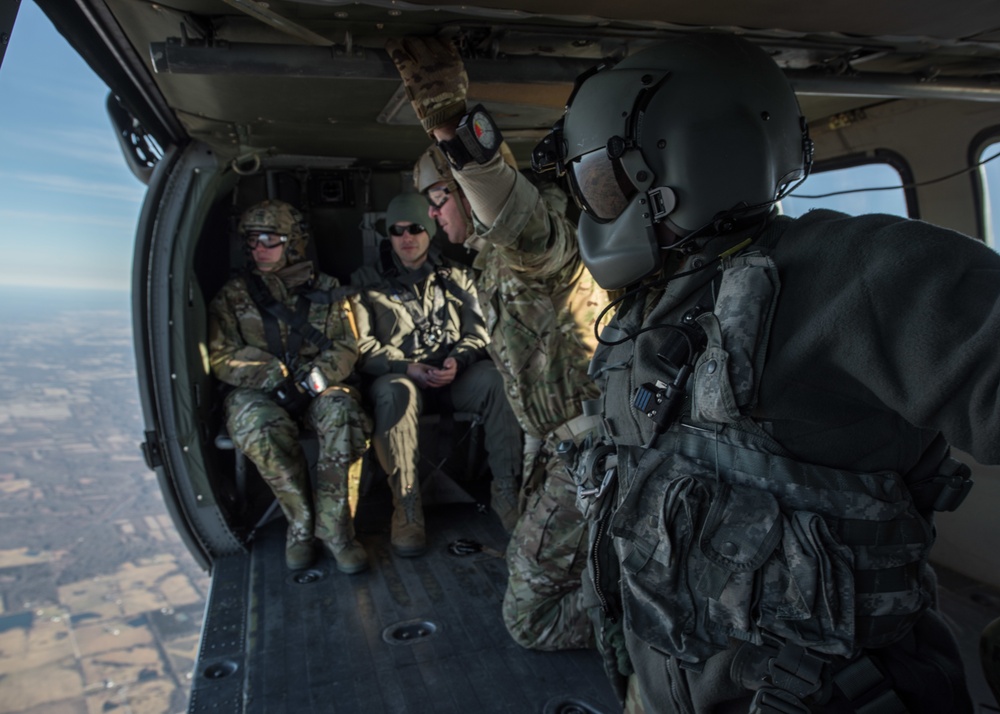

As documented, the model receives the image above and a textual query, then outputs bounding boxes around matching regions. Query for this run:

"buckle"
[768,643,826,699]
[749,688,809,714]
[932,459,973,512]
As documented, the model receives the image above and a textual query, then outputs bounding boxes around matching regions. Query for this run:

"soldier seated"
[350,192,523,557]
[208,199,371,574]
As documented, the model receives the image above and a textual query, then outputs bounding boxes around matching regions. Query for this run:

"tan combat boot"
[390,477,426,557]
[285,527,318,570]
[315,468,369,575]
[323,539,369,575]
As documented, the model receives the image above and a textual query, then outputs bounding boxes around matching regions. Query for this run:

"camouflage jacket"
[456,162,609,440]
[350,251,488,376]
[208,269,360,391]
[586,209,997,673]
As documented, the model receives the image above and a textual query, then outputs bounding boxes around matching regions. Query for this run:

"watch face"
[470,111,499,150]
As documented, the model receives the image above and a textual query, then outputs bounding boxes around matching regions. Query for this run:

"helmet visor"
[567,148,637,223]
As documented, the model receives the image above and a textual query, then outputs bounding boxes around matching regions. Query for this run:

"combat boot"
[285,529,318,570]
[491,475,522,534]
[391,483,426,557]
[323,539,369,575]
[314,467,369,575]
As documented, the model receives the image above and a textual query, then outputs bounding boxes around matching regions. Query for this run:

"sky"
[1,2,996,294]
[0,1,145,292]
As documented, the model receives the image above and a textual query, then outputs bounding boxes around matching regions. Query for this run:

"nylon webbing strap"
[749,687,809,714]
[246,273,334,354]
[853,563,920,594]
[284,295,310,358]
[837,519,927,547]
[769,643,825,698]
[833,656,909,714]
[259,304,285,363]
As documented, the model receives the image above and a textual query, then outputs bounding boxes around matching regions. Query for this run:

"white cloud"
[0,273,129,291]
[0,207,138,229]
[7,172,144,202]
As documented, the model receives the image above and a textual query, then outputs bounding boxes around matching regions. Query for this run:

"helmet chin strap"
[657,201,776,256]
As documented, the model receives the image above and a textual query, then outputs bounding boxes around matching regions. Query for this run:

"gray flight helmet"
[561,33,810,289]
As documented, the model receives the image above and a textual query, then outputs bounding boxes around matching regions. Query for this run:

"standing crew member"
[351,192,523,556]
[209,199,370,574]
[386,36,610,651]
[538,33,986,712]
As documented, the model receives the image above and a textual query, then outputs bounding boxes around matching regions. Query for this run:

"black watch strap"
[437,104,502,170]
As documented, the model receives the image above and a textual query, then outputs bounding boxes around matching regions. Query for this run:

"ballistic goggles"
[245,232,289,249]
[427,186,451,209]
[389,223,427,237]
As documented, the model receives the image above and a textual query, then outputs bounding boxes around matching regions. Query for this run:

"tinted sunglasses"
[245,232,288,249]
[389,223,427,237]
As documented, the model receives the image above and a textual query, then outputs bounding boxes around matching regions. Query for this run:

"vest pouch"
[690,256,779,423]
[757,510,857,657]
[610,448,782,664]
[695,482,782,642]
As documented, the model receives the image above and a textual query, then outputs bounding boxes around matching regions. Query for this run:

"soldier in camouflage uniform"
[535,34,988,713]
[386,36,610,652]
[208,199,371,574]
[350,192,523,557]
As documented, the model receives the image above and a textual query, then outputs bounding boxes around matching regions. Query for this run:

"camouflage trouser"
[225,385,370,544]
[502,441,592,650]
[368,360,523,497]
[624,674,646,714]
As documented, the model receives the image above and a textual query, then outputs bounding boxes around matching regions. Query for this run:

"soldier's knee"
[502,595,542,650]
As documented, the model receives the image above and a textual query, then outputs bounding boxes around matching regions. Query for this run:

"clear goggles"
[245,232,288,249]
[426,186,451,209]
[389,223,427,237]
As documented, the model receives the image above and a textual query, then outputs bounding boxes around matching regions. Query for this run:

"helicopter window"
[976,140,1000,249]
[781,158,909,219]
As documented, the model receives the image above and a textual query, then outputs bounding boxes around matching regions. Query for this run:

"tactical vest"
[579,248,971,678]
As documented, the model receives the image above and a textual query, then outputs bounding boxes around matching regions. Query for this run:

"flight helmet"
[534,33,811,289]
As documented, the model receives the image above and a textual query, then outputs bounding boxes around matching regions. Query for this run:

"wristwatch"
[437,104,502,170]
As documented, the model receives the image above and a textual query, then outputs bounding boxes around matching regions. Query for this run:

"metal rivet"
[706,360,718,375]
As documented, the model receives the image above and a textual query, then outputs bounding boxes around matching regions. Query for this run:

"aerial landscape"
[0,287,209,714]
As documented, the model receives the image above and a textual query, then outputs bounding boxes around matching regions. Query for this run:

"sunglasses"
[245,232,288,249]
[389,223,427,237]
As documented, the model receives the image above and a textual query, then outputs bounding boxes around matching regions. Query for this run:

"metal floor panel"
[190,503,619,713]
[188,503,1000,713]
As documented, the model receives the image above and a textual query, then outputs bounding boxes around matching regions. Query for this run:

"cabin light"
[335,11,348,18]
[388,9,402,15]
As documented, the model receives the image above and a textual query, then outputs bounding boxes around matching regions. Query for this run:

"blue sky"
[1,2,995,294]
[0,1,144,291]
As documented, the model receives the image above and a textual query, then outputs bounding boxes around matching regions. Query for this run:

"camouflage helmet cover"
[238,199,310,265]
[413,142,518,194]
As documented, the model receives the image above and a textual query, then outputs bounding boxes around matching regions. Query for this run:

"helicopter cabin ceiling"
[37,0,1000,165]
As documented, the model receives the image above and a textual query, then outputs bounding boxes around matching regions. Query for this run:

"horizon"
[0,2,144,293]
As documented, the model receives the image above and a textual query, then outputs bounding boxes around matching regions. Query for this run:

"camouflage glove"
[385,36,468,134]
